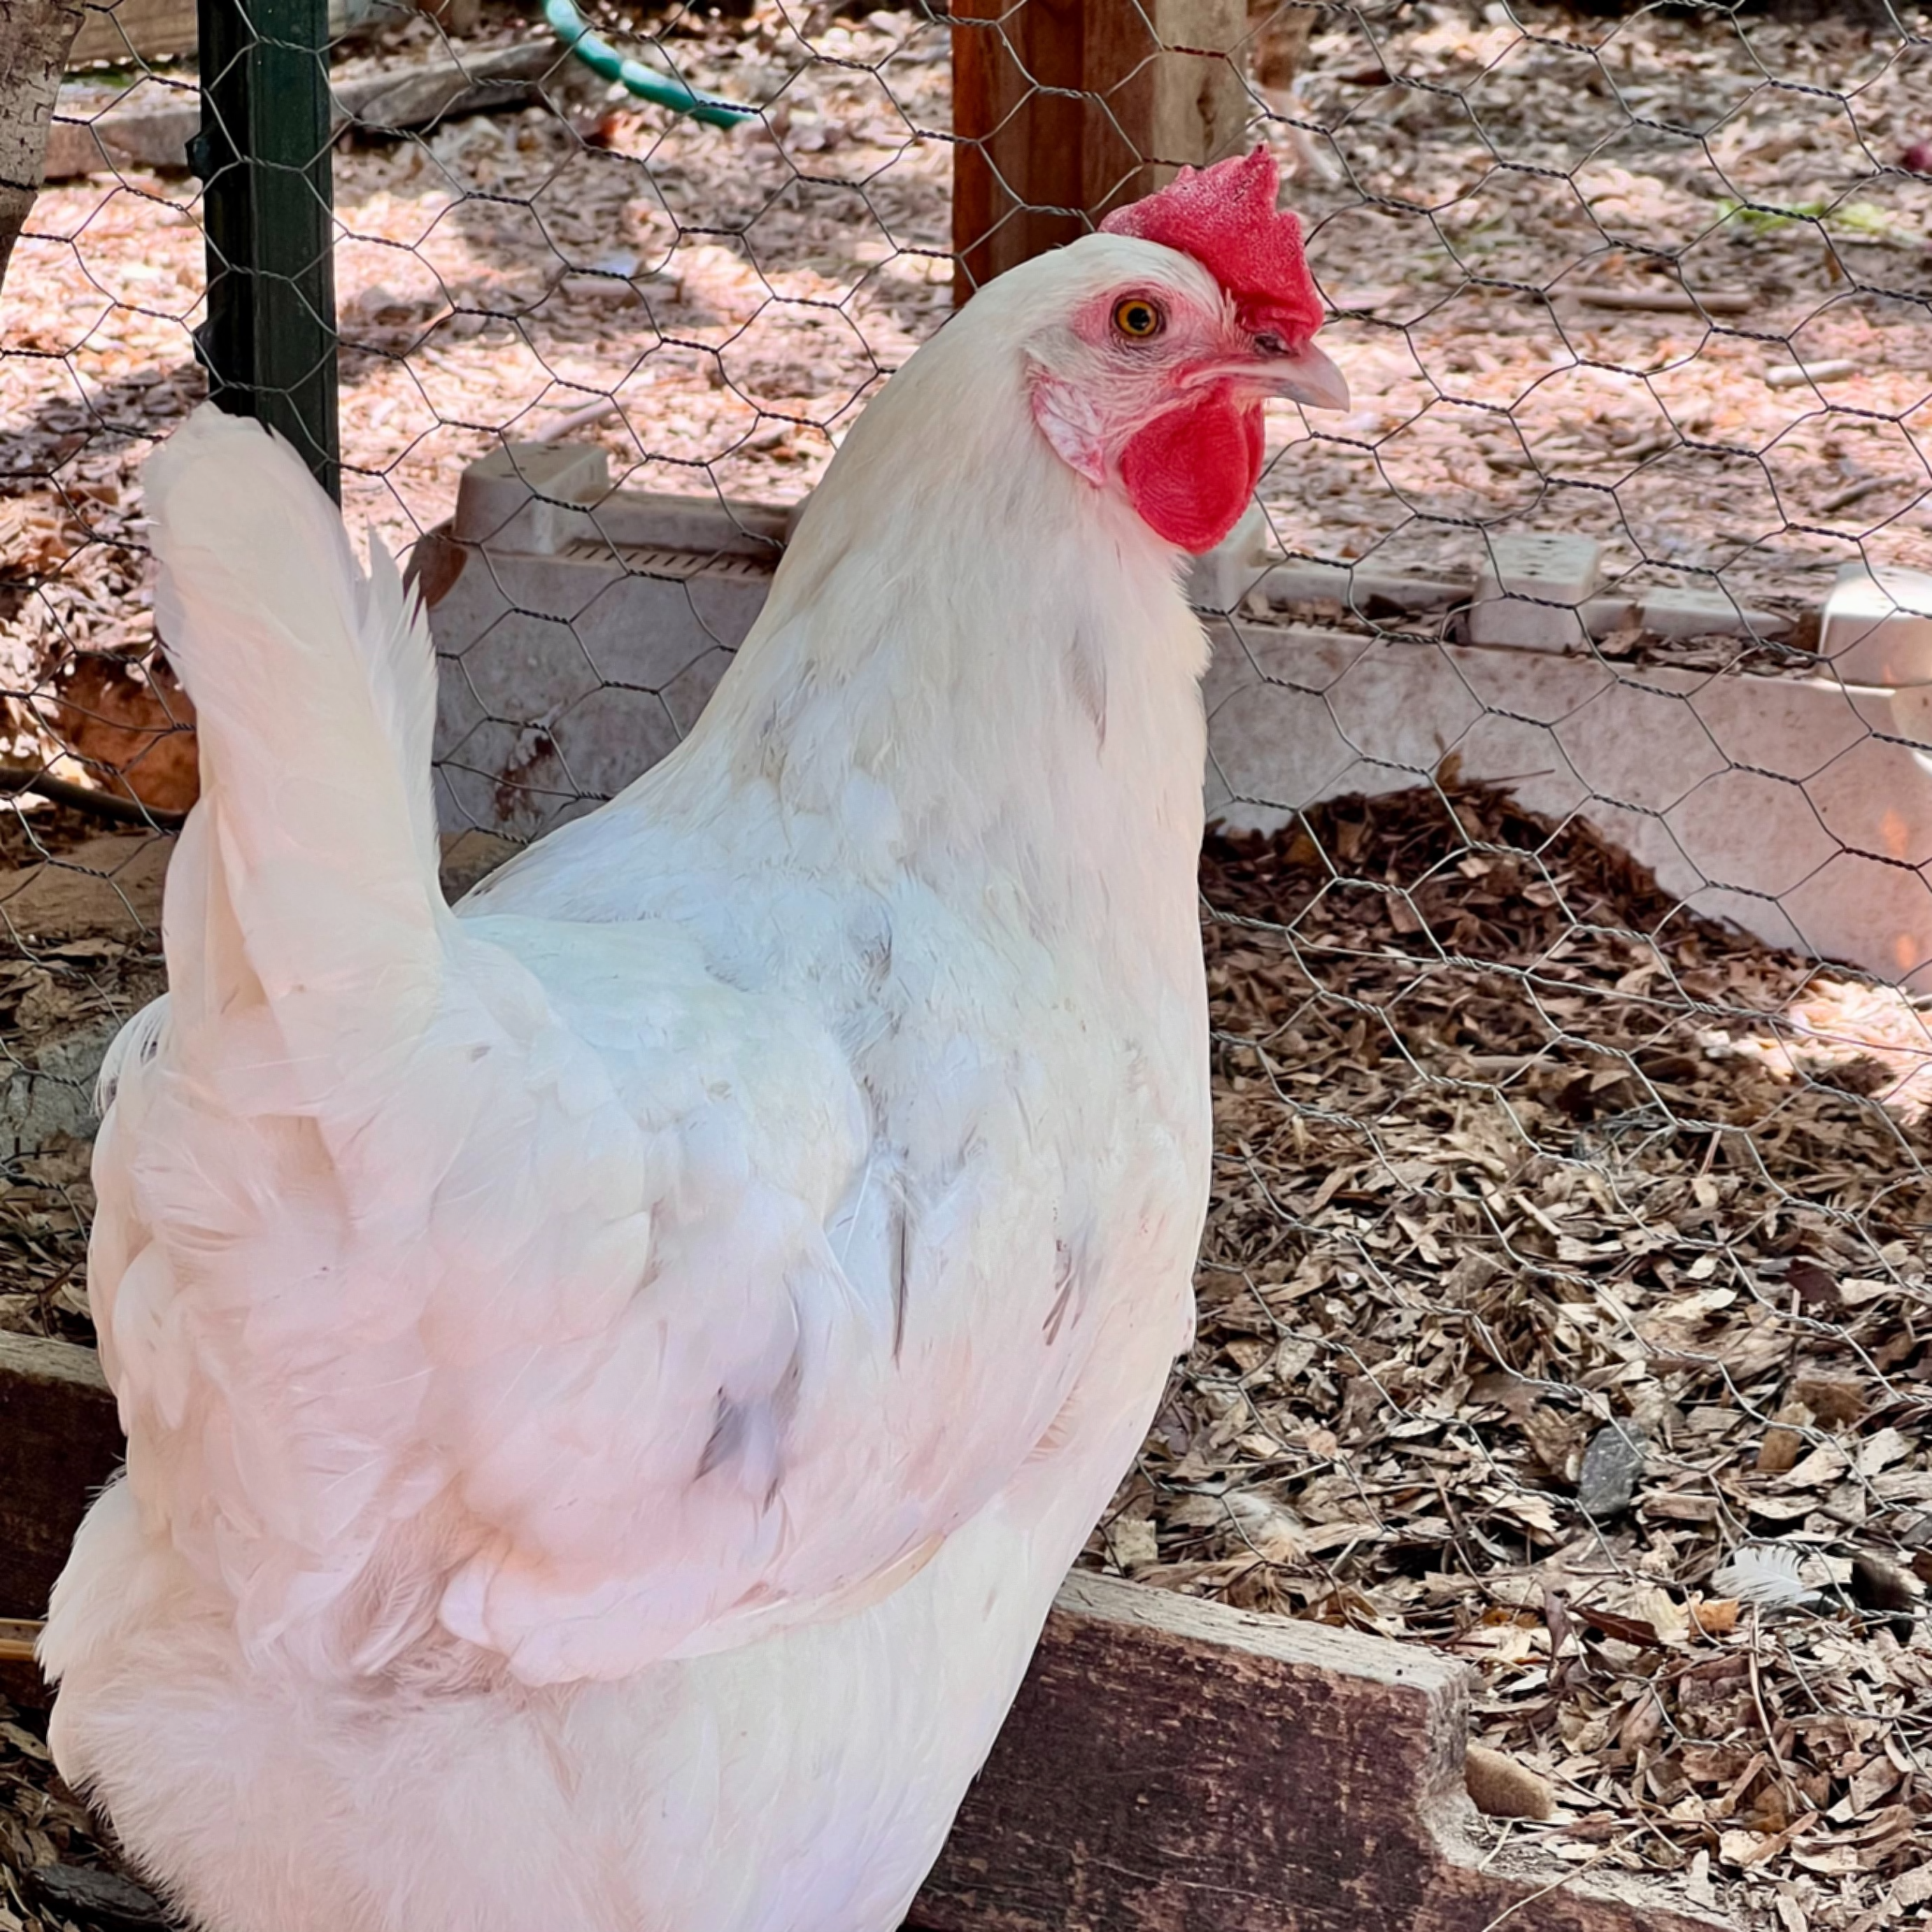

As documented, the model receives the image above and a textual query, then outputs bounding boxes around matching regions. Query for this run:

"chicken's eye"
[1111,297,1165,341]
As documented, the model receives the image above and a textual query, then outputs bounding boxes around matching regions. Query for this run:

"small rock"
[1849,1554,1921,1642]
[1576,1420,1647,1519]
[1465,1744,1555,1820]
[1791,1373,1865,1426]
[1756,1401,1812,1476]
[558,271,641,306]
[28,1864,173,1932]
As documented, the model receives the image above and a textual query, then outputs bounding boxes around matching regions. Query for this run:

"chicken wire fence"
[3,0,1932,1922]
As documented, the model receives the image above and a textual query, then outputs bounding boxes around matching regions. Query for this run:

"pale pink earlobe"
[1029,375,1109,486]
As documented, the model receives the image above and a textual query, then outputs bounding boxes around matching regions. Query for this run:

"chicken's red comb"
[1099,148,1323,343]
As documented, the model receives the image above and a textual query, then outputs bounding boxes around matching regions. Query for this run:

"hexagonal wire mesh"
[2,0,1931,1921]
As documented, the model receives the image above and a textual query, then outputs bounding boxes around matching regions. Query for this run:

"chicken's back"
[50,811,1200,1931]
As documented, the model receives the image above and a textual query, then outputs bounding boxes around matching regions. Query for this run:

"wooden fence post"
[951,0,1252,305]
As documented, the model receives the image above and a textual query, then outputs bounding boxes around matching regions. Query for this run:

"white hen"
[43,149,1345,1932]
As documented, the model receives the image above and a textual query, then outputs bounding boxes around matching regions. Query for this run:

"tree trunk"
[0,0,85,299]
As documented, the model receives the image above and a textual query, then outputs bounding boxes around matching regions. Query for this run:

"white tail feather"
[143,406,446,1051]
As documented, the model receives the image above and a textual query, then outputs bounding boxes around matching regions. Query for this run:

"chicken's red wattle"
[1119,388,1265,553]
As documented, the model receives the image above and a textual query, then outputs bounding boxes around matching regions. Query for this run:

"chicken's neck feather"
[652,306,1208,935]
[478,283,1214,969]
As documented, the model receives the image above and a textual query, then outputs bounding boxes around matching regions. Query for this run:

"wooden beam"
[951,0,1250,304]
[912,1571,1735,1932]
[71,0,208,66]
[0,1333,121,1624]
[67,0,390,69]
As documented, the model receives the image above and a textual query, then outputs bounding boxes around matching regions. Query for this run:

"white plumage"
[43,160,1343,1932]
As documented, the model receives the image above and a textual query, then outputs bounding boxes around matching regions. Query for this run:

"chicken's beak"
[1265,340,1350,412]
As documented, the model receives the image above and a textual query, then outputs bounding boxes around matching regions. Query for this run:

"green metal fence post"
[192,0,340,497]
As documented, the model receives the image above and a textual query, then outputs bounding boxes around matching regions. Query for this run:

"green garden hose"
[543,0,752,129]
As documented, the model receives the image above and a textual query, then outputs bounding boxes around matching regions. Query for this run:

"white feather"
[1711,1543,1823,1610]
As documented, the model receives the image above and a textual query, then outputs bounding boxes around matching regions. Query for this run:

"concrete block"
[1580,593,1640,637]
[1202,622,1932,990]
[421,452,1932,986]
[1244,553,1778,648]
[428,461,781,839]
[1818,563,1932,689]
[1638,585,1791,643]
[1249,559,1468,620]
[1467,533,1604,650]
[1186,504,1269,614]
[453,443,613,554]
[583,491,793,561]
[1891,685,1932,753]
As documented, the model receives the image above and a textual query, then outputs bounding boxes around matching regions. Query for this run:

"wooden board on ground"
[45,35,560,177]
[0,1335,120,1626]
[68,0,411,69]
[911,1570,1735,1932]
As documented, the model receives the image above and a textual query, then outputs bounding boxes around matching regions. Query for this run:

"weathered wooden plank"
[70,0,203,66]
[45,36,558,178]
[0,1333,121,1624]
[911,1570,1733,1932]
[951,0,1249,302]
[67,0,392,68]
